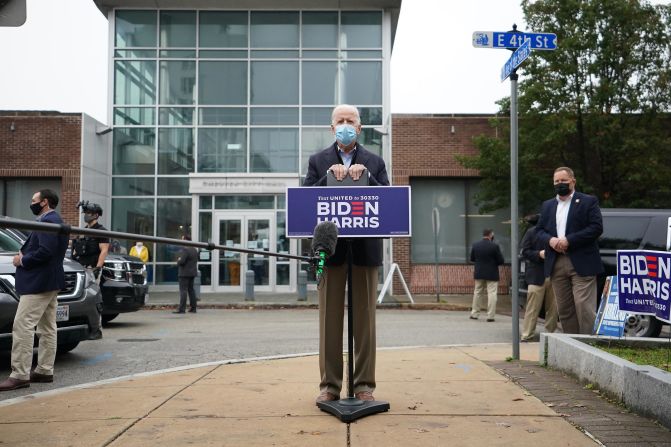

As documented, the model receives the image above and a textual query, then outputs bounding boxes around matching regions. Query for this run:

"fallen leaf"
[512,398,524,401]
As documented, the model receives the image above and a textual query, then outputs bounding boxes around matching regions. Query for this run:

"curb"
[541,333,671,429]
[141,303,472,311]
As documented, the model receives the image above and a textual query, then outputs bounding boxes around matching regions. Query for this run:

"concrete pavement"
[0,344,599,446]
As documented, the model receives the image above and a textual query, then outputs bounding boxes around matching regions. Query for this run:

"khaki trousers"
[470,279,498,320]
[319,264,378,396]
[551,254,597,335]
[10,290,59,381]
[522,278,558,340]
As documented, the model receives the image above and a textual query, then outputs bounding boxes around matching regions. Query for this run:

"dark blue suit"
[15,211,68,295]
[535,191,603,334]
[535,191,603,278]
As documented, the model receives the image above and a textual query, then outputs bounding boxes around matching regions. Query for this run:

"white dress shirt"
[555,192,574,238]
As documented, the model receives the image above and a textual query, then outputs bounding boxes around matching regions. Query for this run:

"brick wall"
[391,114,511,295]
[0,111,82,225]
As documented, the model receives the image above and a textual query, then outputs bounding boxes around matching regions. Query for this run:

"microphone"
[311,221,338,281]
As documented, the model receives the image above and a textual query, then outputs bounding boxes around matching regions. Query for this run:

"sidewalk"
[0,344,598,447]
[145,291,513,313]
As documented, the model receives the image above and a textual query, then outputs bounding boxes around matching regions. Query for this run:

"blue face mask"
[335,124,358,146]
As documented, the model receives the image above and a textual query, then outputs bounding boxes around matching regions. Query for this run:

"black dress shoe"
[30,371,54,383]
[0,377,30,391]
[188,309,197,313]
[172,310,185,314]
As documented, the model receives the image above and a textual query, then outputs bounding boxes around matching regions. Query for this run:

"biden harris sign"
[617,250,671,323]
[285,186,411,238]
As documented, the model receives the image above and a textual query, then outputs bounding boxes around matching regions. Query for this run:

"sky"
[0,0,533,123]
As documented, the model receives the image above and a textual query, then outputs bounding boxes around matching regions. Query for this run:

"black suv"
[0,233,100,353]
[99,252,148,324]
[519,208,671,337]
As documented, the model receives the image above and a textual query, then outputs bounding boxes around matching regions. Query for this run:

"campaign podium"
[286,178,411,423]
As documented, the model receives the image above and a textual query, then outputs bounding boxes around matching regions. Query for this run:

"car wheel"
[56,341,80,354]
[624,314,662,338]
[102,313,119,324]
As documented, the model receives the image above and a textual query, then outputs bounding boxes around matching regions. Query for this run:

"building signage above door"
[189,175,299,194]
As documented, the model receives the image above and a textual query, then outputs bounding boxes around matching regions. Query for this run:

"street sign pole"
[474,23,557,360]
[510,68,520,360]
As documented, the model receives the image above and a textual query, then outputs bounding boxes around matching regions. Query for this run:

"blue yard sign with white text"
[617,250,671,324]
[285,186,411,238]
[593,276,628,337]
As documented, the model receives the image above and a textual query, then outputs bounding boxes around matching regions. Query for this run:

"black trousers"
[178,276,197,311]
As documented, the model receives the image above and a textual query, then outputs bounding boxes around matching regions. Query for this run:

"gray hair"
[331,104,361,125]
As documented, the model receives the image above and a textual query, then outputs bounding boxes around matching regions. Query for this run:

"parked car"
[0,241,100,353]
[519,208,671,337]
[2,226,148,325]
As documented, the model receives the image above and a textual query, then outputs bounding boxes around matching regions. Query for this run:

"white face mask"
[136,243,143,249]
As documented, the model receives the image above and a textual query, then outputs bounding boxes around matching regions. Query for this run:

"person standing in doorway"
[469,229,504,322]
[535,167,603,334]
[174,235,198,314]
[520,214,558,341]
[0,189,68,391]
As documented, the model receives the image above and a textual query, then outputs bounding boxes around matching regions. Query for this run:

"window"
[115,10,157,48]
[411,179,511,263]
[600,216,649,250]
[250,128,298,173]
[251,62,298,105]
[251,12,299,48]
[159,60,196,105]
[159,11,196,48]
[200,12,248,48]
[113,128,156,175]
[199,61,247,105]
[114,60,156,105]
[158,128,194,174]
[198,128,247,173]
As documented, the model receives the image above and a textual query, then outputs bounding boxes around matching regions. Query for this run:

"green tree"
[460,0,671,214]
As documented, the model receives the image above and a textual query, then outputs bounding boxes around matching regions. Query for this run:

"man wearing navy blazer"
[304,104,389,405]
[0,189,68,391]
[535,167,603,334]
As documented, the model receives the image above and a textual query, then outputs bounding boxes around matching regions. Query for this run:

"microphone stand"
[316,238,390,422]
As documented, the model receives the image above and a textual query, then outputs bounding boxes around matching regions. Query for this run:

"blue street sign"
[472,31,557,50]
[500,38,531,81]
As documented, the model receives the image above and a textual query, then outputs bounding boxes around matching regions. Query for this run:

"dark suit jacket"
[303,142,389,267]
[177,246,199,278]
[536,191,604,277]
[470,238,504,281]
[15,210,68,295]
[520,225,546,286]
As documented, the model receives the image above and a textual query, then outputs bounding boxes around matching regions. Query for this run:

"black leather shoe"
[172,310,185,314]
[0,377,30,391]
[89,329,103,340]
[30,371,54,383]
[486,318,495,322]
[188,309,197,313]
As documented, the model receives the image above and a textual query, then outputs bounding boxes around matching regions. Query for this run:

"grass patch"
[590,342,671,372]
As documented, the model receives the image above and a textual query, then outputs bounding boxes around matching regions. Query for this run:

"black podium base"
[317,397,390,423]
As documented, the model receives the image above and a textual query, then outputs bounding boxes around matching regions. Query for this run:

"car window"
[0,230,22,252]
[642,216,671,251]
[599,216,650,250]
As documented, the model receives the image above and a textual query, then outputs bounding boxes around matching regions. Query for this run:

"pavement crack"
[101,367,216,446]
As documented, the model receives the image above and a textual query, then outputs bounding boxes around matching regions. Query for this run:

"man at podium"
[303,104,389,404]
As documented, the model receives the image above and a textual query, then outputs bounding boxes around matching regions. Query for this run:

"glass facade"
[111,9,387,287]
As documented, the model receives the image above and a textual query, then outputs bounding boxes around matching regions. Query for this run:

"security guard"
[71,201,109,340]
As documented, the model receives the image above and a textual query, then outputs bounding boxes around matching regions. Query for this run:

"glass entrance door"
[213,212,274,291]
